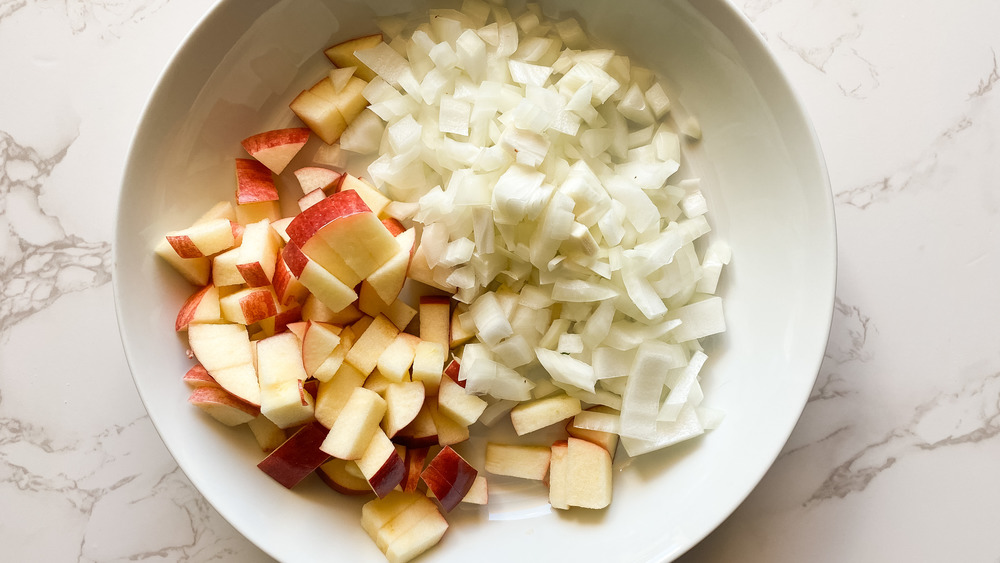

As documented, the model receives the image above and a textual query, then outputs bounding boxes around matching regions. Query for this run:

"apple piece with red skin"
[175,284,221,331]
[410,341,447,396]
[188,386,259,426]
[247,415,287,453]
[256,332,315,429]
[509,394,582,436]
[272,252,310,306]
[300,320,343,378]
[382,217,406,236]
[286,190,399,282]
[418,296,451,349]
[461,475,488,505]
[324,34,383,81]
[345,314,400,376]
[241,127,310,175]
[257,421,331,489]
[357,429,406,498]
[365,228,415,304]
[281,241,358,314]
[382,381,425,438]
[314,362,367,429]
[154,238,210,286]
[285,321,308,340]
[219,286,277,325]
[316,457,374,496]
[271,216,293,243]
[565,436,613,509]
[362,490,449,563]
[485,442,551,481]
[420,445,478,513]
[437,374,487,427]
[336,173,391,218]
[211,247,244,287]
[165,217,236,259]
[297,188,327,212]
[301,294,365,325]
[187,323,260,406]
[320,386,387,460]
[182,364,218,388]
[402,447,430,493]
[313,324,355,382]
[376,332,421,382]
[294,166,342,195]
[393,400,438,449]
[235,158,279,204]
[443,359,463,386]
[257,299,302,337]
[290,88,348,145]
[236,219,281,287]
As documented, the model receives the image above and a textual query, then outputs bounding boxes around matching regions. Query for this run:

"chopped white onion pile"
[344,1,731,457]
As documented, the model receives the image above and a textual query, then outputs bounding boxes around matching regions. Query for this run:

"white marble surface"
[2,0,999,561]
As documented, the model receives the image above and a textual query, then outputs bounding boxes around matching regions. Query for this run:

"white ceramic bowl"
[114,0,836,561]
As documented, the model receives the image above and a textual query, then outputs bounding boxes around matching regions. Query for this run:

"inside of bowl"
[114,1,835,561]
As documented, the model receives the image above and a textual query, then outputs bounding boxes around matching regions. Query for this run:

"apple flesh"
[356,428,406,497]
[314,362,368,428]
[376,332,421,382]
[410,341,446,395]
[182,364,218,388]
[187,386,259,426]
[241,127,310,175]
[437,374,487,427]
[219,286,277,325]
[256,332,315,429]
[484,443,551,481]
[418,296,451,348]
[247,415,287,453]
[165,217,236,258]
[324,34,383,81]
[175,284,221,331]
[294,166,342,194]
[257,421,331,489]
[361,490,448,563]
[346,314,401,376]
[564,437,613,509]
[382,381,426,438]
[420,446,477,512]
[187,323,260,406]
[316,457,374,496]
[548,440,569,509]
[154,238,210,286]
[509,394,582,436]
[236,219,280,287]
[337,173,391,218]
[321,386,387,460]
[567,406,620,457]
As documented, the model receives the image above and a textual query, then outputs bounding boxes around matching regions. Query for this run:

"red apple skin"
[382,218,406,237]
[443,359,464,388]
[182,364,219,388]
[282,241,310,278]
[420,446,478,512]
[241,127,310,156]
[316,458,374,496]
[403,447,430,492]
[285,189,372,248]
[370,451,407,498]
[257,421,332,489]
[239,290,278,325]
[165,234,204,258]
[175,284,214,331]
[235,158,279,204]
[230,220,245,245]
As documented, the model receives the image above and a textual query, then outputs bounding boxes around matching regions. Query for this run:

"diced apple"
[282,242,358,313]
[565,436,613,509]
[314,362,368,428]
[383,503,449,563]
[317,457,374,496]
[188,386,259,426]
[286,190,399,281]
[450,302,475,348]
[402,447,429,493]
[363,369,395,396]
[300,320,343,377]
[427,401,470,447]
[237,219,281,287]
[509,394,582,436]
[248,414,287,453]
[437,375,487,427]
[325,34,383,81]
[219,286,278,325]
[241,127,311,175]
[362,489,421,541]
[377,332,421,382]
[393,400,438,448]
[382,217,406,237]
[256,299,302,337]
[346,314,400,376]
[175,284,221,331]
[357,428,406,497]
[460,475,488,505]
[272,252,310,306]
[257,421,330,488]
[548,440,569,509]
[187,323,260,406]
[256,332,315,429]
[321,386,387,460]
[567,406,620,457]
[337,173,391,218]
[182,364,218,388]
[329,66,357,92]
[406,242,456,292]
[154,238,210,286]
[192,200,237,224]
[271,217,293,242]
[298,188,327,212]
[410,341,446,395]
[290,89,348,145]
[485,443,551,480]
[418,296,451,348]
[357,283,418,331]
[310,75,369,125]
[382,381,426,438]
[236,200,282,225]
[294,166,343,194]
[211,247,244,287]
[301,293,364,325]
[313,324,355,382]
[165,217,236,258]
[235,158,279,204]
[364,228,415,304]
[420,446,477,513]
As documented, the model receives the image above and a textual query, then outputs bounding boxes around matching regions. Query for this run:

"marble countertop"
[3,1,999,561]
